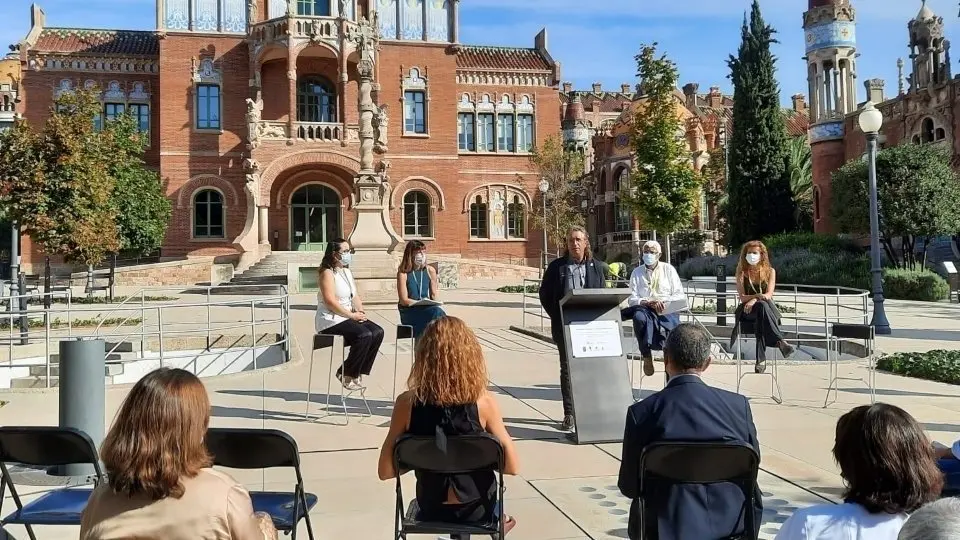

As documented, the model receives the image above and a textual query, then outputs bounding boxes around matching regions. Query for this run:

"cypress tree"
[726,0,796,246]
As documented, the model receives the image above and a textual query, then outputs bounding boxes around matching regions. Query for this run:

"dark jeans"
[320,319,384,378]
[739,301,784,361]
[622,305,680,358]
[550,320,574,417]
[941,457,960,496]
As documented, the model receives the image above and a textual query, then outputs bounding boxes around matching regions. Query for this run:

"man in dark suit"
[618,323,763,540]
[538,225,607,433]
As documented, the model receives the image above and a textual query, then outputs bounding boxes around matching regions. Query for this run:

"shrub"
[678,249,871,291]
[762,232,863,255]
[497,285,539,294]
[882,268,950,301]
[877,350,960,385]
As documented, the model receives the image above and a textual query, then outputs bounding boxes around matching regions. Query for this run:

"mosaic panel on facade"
[805,21,856,53]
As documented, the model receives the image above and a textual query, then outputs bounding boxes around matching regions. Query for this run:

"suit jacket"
[618,374,763,540]
[538,255,607,324]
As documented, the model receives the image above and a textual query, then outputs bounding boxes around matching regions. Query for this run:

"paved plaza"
[1,284,959,539]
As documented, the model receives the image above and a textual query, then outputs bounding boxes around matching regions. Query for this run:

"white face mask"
[745,253,761,266]
[339,252,353,267]
[414,253,426,267]
[642,253,659,266]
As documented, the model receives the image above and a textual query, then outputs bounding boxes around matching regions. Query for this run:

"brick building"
[12,0,561,273]
[564,82,810,263]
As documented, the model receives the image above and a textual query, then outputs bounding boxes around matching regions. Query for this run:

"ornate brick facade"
[12,0,561,271]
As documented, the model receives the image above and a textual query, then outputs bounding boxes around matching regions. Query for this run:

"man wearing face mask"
[539,226,607,432]
[620,240,688,377]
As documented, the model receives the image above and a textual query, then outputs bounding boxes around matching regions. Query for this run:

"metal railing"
[519,278,870,358]
[0,284,291,389]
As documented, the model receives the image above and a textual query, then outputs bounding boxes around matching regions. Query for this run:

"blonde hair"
[736,240,773,285]
[407,317,487,406]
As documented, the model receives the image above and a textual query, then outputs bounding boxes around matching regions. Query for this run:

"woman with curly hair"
[377,316,519,534]
[730,240,795,374]
[81,368,276,539]
[775,403,942,540]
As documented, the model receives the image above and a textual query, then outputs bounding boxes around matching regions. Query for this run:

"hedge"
[882,268,950,302]
[876,350,960,385]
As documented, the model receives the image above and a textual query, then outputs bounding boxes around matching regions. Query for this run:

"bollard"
[716,264,727,327]
[58,338,105,477]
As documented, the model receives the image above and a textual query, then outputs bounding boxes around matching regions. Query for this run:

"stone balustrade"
[250,16,358,52]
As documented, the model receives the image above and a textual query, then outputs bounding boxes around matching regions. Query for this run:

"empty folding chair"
[205,428,317,540]
[0,426,105,540]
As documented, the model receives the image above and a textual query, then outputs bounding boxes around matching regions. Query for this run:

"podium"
[560,288,633,444]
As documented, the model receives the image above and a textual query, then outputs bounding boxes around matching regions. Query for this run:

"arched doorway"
[290,184,341,251]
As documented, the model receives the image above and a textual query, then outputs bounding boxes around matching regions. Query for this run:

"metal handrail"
[0,286,291,389]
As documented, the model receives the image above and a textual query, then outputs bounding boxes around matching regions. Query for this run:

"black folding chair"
[0,426,105,540]
[393,433,505,540]
[205,428,317,540]
[637,441,760,540]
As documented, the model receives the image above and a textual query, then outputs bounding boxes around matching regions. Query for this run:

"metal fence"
[519,277,870,355]
[0,284,291,389]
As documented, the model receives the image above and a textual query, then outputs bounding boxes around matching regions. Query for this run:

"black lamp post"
[858,101,892,334]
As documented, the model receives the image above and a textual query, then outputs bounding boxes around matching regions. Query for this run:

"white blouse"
[315,268,356,332]
[774,502,907,540]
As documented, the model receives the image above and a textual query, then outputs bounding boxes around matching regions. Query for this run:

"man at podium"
[538,226,608,432]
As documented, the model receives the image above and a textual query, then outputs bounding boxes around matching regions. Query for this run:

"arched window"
[922,117,935,143]
[469,195,488,238]
[193,189,224,239]
[297,76,337,123]
[507,195,525,238]
[614,168,631,232]
[403,190,431,238]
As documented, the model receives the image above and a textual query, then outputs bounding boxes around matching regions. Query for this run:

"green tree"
[105,114,171,255]
[624,43,702,261]
[788,135,813,231]
[726,0,796,246]
[831,143,960,269]
[527,135,586,258]
[0,89,120,266]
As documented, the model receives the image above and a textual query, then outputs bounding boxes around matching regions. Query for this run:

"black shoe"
[560,415,575,432]
[754,360,767,374]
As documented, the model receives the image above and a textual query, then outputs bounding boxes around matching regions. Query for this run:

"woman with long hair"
[731,240,794,374]
[377,317,519,534]
[397,240,445,338]
[775,403,942,540]
[316,238,384,390]
[80,368,276,540]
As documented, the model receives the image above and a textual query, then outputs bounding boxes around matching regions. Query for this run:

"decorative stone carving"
[256,121,287,140]
[348,16,379,78]
[246,92,263,149]
[244,158,262,207]
[347,15,381,173]
[373,105,389,153]
[192,57,221,84]
[248,0,258,23]
[376,160,392,183]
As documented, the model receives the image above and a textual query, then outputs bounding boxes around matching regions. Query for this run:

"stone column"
[258,206,269,244]
[345,16,403,302]
[287,46,297,141]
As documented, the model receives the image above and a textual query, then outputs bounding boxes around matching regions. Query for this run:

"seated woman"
[397,240,446,338]
[935,439,960,495]
[731,240,795,374]
[377,316,518,534]
[316,238,384,390]
[81,368,277,540]
[621,240,687,377]
[775,403,942,540]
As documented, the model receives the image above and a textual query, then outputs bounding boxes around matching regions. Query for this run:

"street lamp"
[538,178,550,271]
[858,101,891,335]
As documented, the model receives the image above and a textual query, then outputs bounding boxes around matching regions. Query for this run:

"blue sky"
[0,0,953,104]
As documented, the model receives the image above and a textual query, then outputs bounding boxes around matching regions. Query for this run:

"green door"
[290,184,341,251]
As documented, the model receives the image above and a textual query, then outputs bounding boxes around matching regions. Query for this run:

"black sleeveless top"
[408,401,496,516]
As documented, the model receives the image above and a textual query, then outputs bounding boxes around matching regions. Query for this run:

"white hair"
[898,498,960,540]
[641,240,662,254]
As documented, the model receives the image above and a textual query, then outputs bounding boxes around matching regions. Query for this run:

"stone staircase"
[9,341,140,389]
[221,252,323,294]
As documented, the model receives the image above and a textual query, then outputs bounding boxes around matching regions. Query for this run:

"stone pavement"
[1,284,959,539]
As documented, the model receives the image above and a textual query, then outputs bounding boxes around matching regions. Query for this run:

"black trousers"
[550,320,574,417]
[321,319,384,378]
[740,301,783,361]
